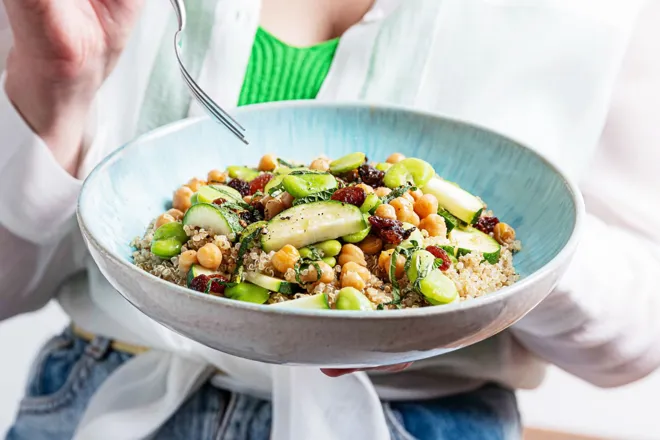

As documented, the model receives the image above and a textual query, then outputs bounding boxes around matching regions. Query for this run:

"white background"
[1,302,659,439]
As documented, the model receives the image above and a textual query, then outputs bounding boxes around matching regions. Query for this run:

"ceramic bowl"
[77,102,583,367]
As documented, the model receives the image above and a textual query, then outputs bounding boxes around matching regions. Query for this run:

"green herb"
[277,158,295,168]
[381,184,417,204]
[204,278,237,294]
[432,259,444,270]
[232,225,265,281]
[292,189,335,206]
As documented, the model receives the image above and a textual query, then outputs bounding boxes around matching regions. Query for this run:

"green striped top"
[238,27,340,106]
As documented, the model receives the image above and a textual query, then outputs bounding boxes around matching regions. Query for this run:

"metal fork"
[169,0,248,144]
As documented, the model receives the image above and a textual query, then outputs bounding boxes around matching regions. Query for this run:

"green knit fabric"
[238,28,339,106]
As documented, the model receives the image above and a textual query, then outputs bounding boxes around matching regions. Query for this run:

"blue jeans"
[6,328,521,440]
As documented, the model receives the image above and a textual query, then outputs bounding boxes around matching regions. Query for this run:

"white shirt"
[2,0,660,438]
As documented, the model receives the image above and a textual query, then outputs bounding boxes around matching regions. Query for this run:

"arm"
[511,0,660,386]
[0,0,143,320]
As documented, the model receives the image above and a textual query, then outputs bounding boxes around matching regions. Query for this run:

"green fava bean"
[153,222,188,243]
[227,166,260,182]
[315,240,342,257]
[419,270,458,305]
[329,152,366,174]
[342,225,371,243]
[360,193,381,214]
[383,158,435,189]
[322,256,337,267]
[225,282,270,304]
[406,250,436,283]
[336,287,375,311]
[282,173,337,198]
[151,238,183,259]
[299,247,315,259]
[375,162,392,172]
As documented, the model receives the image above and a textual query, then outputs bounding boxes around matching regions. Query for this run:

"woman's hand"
[321,363,412,377]
[2,0,144,174]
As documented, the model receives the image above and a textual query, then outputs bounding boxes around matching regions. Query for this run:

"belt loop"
[84,335,112,360]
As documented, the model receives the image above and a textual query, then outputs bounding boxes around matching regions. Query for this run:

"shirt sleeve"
[0,67,85,319]
[511,0,660,387]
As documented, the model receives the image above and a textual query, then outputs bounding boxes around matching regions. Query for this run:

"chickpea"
[207,169,227,183]
[197,243,222,270]
[341,261,370,282]
[401,193,415,204]
[414,194,439,219]
[493,222,516,245]
[259,154,278,172]
[155,213,175,229]
[378,249,406,279]
[341,271,366,291]
[356,183,375,194]
[389,197,413,213]
[178,250,198,273]
[374,187,392,198]
[173,186,194,212]
[264,197,286,220]
[398,210,421,227]
[300,261,335,284]
[386,153,405,164]
[186,177,206,192]
[310,157,331,171]
[337,244,367,267]
[358,235,383,255]
[166,208,184,221]
[409,189,424,201]
[272,245,300,274]
[419,214,447,237]
[374,204,397,220]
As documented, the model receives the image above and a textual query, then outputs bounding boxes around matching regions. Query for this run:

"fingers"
[321,362,412,378]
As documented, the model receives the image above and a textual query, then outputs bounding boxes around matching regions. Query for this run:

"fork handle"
[170,0,187,31]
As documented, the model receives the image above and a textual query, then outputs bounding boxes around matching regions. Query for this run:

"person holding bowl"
[1,0,659,439]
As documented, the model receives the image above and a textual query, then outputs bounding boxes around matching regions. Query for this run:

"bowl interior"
[79,103,577,286]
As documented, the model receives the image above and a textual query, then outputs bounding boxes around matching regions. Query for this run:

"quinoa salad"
[131,153,521,311]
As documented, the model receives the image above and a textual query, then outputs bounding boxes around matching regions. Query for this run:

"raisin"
[426,246,451,271]
[339,169,360,183]
[212,198,227,206]
[358,164,384,188]
[227,178,250,197]
[331,186,366,207]
[189,274,227,295]
[189,274,210,293]
[249,173,273,195]
[208,274,228,295]
[474,216,499,234]
[368,216,413,245]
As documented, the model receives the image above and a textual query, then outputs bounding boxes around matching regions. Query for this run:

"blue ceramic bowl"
[78,102,583,367]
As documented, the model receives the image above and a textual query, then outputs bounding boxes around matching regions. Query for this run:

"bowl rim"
[77,100,585,320]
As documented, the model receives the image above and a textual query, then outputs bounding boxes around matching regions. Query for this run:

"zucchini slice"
[183,203,244,238]
[422,177,483,225]
[449,227,501,264]
[186,264,221,287]
[270,293,330,310]
[261,201,367,252]
[244,272,298,295]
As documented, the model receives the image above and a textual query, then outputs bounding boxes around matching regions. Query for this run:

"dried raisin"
[358,164,384,188]
[368,216,413,245]
[474,216,499,234]
[331,186,366,207]
[426,246,451,271]
[227,179,250,197]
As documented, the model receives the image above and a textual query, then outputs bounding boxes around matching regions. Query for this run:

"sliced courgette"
[270,293,330,310]
[225,282,270,304]
[261,201,367,252]
[449,227,501,264]
[186,264,221,287]
[208,184,244,203]
[418,269,458,305]
[437,209,461,233]
[244,272,298,295]
[422,177,483,225]
[336,287,375,311]
[183,203,244,238]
